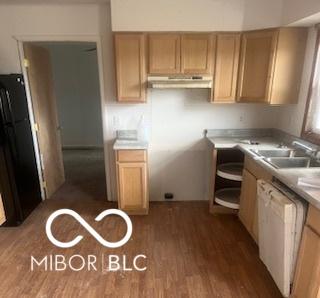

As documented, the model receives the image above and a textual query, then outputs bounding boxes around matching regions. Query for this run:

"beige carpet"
[51,149,107,201]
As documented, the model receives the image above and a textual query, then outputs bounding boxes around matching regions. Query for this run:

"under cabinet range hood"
[147,75,213,89]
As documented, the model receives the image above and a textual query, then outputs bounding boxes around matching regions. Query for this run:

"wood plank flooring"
[0,197,281,298]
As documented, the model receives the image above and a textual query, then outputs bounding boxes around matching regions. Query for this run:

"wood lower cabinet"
[114,34,146,102]
[116,150,149,215]
[0,194,6,225]
[292,226,320,298]
[181,34,213,74]
[239,156,272,243]
[239,169,259,242]
[212,33,240,102]
[292,205,320,297]
[148,34,181,74]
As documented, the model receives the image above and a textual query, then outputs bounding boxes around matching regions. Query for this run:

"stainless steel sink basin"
[251,149,291,157]
[250,149,308,158]
[265,157,320,169]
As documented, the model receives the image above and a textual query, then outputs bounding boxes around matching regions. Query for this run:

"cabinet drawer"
[306,205,320,236]
[117,150,147,163]
[244,155,272,181]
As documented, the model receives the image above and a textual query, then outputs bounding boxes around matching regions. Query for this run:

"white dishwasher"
[257,180,307,297]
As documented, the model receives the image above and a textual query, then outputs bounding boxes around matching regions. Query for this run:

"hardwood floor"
[0,197,281,298]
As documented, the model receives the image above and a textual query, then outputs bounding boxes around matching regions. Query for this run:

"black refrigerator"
[0,74,42,226]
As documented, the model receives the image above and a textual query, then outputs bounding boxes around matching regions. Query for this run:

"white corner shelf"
[217,162,244,182]
[215,188,241,210]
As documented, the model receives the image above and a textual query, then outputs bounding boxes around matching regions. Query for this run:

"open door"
[23,43,65,198]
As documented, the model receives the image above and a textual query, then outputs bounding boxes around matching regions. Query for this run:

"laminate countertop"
[208,136,320,210]
[113,139,148,150]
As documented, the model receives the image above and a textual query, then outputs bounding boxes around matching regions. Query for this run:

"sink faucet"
[292,140,318,158]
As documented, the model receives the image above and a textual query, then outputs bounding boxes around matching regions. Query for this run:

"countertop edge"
[113,140,149,151]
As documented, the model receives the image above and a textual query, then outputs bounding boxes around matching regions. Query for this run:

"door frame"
[15,34,111,201]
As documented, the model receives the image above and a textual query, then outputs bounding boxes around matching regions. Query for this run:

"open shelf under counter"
[207,147,244,215]
[215,188,241,210]
[217,162,244,182]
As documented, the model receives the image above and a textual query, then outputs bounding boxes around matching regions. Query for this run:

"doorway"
[22,42,107,202]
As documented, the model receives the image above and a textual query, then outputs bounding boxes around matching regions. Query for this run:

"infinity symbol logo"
[46,209,133,248]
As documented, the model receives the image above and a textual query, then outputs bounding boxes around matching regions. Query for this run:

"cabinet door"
[270,28,307,105]
[0,194,6,225]
[237,30,277,103]
[213,34,240,102]
[149,34,180,74]
[114,34,146,102]
[292,226,320,297]
[239,169,258,241]
[181,34,213,74]
[117,162,148,214]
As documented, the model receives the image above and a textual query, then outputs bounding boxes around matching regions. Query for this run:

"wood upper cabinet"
[148,34,181,74]
[212,34,240,102]
[114,34,146,102]
[237,30,277,103]
[292,205,320,297]
[270,28,307,105]
[116,150,149,215]
[237,28,307,104]
[114,29,306,104]
[0,194,6,225]
[181,34,213,74]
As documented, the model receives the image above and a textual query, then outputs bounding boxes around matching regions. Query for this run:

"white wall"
[111,0,245,31]
[111,0,284,32]
[0,4,100,74]
[106,90,280,201]
[43,43,104,148]
[242,0,283,30]
[282,0,320,25]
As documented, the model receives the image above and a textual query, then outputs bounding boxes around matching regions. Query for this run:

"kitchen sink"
[265,157,320,169]
[250,149,308,158]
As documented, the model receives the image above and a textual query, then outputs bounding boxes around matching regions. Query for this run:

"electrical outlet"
[164,193,174,200]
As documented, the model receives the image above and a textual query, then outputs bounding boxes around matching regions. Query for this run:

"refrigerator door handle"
[5,89,16,124]
[0,88,6,122]
[0,88,19,161]
[0,88,7,145]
